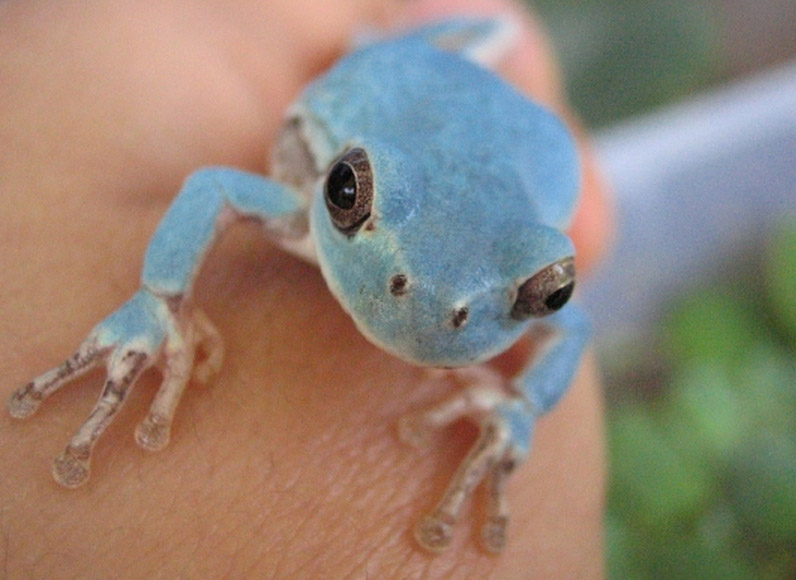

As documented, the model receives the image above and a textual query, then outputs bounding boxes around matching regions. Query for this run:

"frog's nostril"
[390,274,409,296]
[451,306,469,329]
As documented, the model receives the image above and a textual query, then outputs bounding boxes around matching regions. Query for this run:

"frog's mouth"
[359,317,526,369]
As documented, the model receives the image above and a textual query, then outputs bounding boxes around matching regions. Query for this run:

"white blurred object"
[582,60,796,348]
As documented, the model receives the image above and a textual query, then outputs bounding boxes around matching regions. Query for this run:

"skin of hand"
[0,0,611,578]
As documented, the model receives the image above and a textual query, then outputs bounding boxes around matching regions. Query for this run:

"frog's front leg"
[402,306,590,553]
[399,367,520,553]
[8,168,305,487]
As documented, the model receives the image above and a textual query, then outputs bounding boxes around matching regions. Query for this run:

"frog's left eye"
[511,257,575,319]
[324,148,373,235]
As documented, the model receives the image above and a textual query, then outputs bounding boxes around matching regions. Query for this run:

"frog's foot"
[418,453,516,554]
[9,336,154,488]
[400,368,530,553]
[411,16,519,69]
[415,414,516,553]
[8,290,223,487]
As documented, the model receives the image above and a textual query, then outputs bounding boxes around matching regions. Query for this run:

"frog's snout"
[387,274,470,330]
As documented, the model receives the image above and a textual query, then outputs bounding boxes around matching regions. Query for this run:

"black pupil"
[327,162,357,210]
[544,282,574,312]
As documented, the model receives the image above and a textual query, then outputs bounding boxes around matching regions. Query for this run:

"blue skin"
[9,18,589,553]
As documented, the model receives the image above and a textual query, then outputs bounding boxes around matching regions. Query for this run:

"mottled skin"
[8,18,588,553]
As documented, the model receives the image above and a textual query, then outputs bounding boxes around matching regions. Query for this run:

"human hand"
[0,0,610,577]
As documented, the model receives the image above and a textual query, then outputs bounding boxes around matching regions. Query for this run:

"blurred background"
[527,0,796,577]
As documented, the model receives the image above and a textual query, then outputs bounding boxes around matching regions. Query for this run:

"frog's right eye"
[324,148,373,235]
[511,257,575,319]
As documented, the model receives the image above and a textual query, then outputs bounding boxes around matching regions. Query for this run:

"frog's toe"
[48,348,153,489]
[8,342,104,419]
[53,444,92,488]
[480,454,518,553]
[188,308,224,386]
[7,383,42,419]
[135,413,172,451]
[415,513,455,552]
[134,308,221,453]
[481,515,508,554]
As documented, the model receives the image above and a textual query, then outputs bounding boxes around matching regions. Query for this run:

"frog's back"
[299,33,579,230]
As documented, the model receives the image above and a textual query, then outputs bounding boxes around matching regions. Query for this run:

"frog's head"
[310,141,577,367]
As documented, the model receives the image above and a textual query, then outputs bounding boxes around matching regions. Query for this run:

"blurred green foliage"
[765,222,796,342]
[607,220,796,579]
[530,0,722,126]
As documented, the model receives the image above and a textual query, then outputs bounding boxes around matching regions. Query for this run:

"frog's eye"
[324,148,373,235]
[511,257,575,319]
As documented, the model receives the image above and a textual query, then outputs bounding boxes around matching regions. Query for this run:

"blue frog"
[8,18,589,553]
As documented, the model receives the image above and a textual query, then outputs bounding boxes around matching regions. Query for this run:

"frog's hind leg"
[413,16,519,68]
